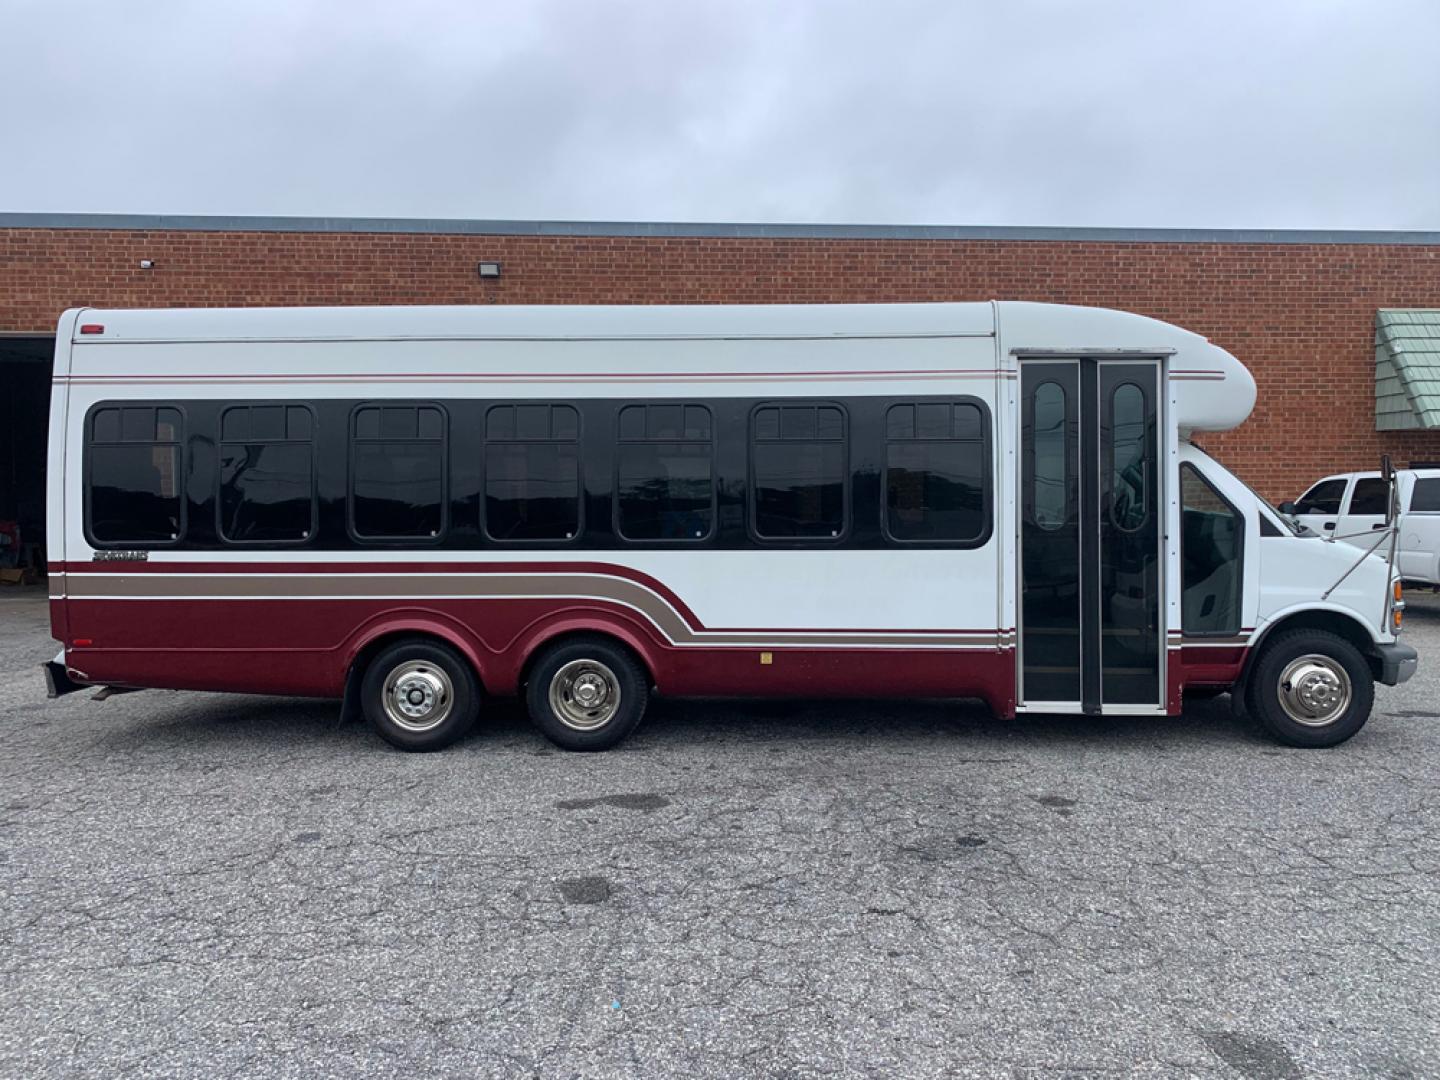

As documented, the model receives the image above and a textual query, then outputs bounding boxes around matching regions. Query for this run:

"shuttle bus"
[43,302,1416,751]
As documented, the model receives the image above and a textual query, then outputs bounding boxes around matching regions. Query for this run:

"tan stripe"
[64,572,1002,649]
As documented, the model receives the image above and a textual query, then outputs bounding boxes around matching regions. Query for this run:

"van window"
[883,402,988,543]
[219,405,315,543]
[1294,478,1346,515]
[615,404,714,541]
[1411,478,1440,512]
[1181,465,1243,635]
[750,404,847,540]
[484,405,581,541]
[351,405,447,540]
[1347,478,1390,516]
[87,405,184,545]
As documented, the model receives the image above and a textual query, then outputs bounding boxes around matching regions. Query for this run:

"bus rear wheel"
[1245,629,1374,748]
[526,637,649,751]
[361,639,480,751]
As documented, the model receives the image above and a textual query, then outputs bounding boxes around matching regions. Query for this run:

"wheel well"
[518,630,654,693]
[1244,610,1381,685]
[341,631,485,722]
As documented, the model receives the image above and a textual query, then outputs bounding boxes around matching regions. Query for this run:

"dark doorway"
[0,336,55,573]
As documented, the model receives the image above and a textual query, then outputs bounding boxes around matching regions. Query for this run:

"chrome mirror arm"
[1320,526,1395,601]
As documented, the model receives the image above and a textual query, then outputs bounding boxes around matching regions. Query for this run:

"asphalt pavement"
[1,584,1437,1078]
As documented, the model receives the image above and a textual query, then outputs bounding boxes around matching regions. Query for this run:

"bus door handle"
[1323,522,1335,531]
[1371,523,1387,530]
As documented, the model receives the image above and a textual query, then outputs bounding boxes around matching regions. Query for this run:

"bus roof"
[69,302,1000,344]
[64,300,1214,351]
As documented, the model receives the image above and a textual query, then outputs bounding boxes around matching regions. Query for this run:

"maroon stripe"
[53,560,1003,635]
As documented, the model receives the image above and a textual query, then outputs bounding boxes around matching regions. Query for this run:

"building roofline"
[1,212,1439,246]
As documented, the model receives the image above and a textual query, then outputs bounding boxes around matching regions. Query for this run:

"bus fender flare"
[508,610,665,695]
[338,610,493,721]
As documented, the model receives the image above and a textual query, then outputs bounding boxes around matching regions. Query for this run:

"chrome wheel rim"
[1277,653,1351,727]
[549,659,621,731]
[382,660,454,733]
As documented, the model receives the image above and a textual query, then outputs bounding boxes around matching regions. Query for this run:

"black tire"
[525,636,649,752]
[1244,629,1374,748]
[360,639,480,752]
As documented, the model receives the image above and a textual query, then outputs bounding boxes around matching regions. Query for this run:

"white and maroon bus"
[43,302,1414,751]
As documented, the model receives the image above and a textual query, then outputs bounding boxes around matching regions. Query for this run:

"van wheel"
[526,637,649,752]
[1245,629,1374,748]
[361,639,479,752]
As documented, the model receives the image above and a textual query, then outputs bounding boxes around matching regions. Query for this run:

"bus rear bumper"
[1374,642,1418,686]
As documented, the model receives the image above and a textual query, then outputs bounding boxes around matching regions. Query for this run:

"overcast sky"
[2,0,1437,229]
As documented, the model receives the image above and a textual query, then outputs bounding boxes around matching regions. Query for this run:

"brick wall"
[3,224,1439,500]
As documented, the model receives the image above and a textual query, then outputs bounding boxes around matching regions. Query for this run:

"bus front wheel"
[1245,629,1374,749]
[525,637,649,752]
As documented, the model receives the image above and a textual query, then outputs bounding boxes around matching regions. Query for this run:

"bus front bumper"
[1374,642,1419,686]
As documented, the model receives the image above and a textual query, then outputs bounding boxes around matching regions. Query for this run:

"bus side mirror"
[1279,501,1296,515]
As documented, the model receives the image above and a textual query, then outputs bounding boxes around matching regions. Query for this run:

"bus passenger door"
[1019,359,1163,713]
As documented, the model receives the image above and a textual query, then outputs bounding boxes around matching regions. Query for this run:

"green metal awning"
[1377,309,1440,430]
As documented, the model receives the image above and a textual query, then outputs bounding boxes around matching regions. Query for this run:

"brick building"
[2,212,1439,558]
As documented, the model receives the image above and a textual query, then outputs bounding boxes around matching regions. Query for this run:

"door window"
[1294,479,1345,515]
[1346,478,1389,516]
[1180,465,1243,635]
[1109,383,1148,531]
[1031,382,1068,530]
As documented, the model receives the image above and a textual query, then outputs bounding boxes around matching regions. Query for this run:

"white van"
[44,301,1415,752]
[1289,469,1440,586]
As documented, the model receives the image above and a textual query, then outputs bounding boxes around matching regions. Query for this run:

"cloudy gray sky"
[3,0,1437,228]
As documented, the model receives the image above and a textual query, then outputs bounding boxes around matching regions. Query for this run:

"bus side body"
[46,301,1409,751]
[49,306,1014,715]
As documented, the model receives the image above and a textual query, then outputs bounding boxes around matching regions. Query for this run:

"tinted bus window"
[219,405,316,543]
[485,405,581,541]
[751,404,847,540]
[884,401,988,543]
[351,405,446,539]
[615,404,714,541]
[87,405,184,545]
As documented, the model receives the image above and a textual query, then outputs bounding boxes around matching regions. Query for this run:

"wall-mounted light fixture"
[477,261,502,279]
[138,259,156,270]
